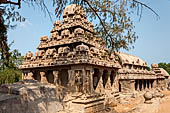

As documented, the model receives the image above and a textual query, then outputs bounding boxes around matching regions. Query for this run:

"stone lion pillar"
[40,71,48,84]
[26,72,34,80]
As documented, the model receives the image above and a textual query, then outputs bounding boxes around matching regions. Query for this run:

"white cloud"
[19,20,32,28]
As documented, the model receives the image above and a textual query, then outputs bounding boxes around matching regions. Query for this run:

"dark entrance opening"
[102,70,108,88]
[144,80,146,90]
[110,70,116,86]
[33,70,41,81]
[135,80,138,90]
[139,80,142,91]
[119,81,121,92]
[93,68,100,90]
[147,80,150,89]
[59,69,68,87]
[46,70,54,84]
[151,80,154,88]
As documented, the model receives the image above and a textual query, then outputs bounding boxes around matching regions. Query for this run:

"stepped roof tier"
[19,4,121,69]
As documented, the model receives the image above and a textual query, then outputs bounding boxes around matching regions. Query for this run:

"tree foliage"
[0,0,159,52]
[158,63,170,75]
[0,48,23,84]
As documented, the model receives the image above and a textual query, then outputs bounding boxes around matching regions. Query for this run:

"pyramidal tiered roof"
[19,4,121,69]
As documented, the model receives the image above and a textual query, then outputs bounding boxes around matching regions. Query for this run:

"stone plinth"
[71,94,105,113]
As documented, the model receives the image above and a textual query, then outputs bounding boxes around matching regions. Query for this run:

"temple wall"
[119,80,135,93]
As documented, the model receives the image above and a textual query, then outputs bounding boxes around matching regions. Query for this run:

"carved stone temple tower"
[19,4,122,113]
[19,4,169,113]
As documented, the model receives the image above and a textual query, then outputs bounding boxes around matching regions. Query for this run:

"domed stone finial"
[62,4,87,24]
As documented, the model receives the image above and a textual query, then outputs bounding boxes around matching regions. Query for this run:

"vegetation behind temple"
[158,63,170,75]
[0,49,23,84]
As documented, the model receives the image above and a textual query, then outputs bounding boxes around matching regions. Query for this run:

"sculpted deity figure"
[84,73,90,94]
[53,71,60,86]
[75,71,82,92]
[40,72,48,84]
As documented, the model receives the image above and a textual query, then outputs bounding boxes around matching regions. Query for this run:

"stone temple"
[19,4,170,113]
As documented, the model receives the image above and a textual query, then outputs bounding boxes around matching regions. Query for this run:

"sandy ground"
[158,91,170,113]
[114,90,170,113]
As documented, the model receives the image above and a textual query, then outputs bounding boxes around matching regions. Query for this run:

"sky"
[7,0,170,67]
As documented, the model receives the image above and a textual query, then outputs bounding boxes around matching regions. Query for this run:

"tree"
[0,47,23,84]
[158,63,170,75]
[0,0,159,51]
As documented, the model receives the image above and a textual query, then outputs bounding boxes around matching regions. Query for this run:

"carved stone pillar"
[130,80,135,92]
[95,69,104,93]
[90,69,94,93]
[105,70,112,90]
[22,72,25,80]
[82,69,87,94]
[40,71,48,84]
[153,80,157,88]
[148,80,151,89]
[137,80,140,91]
[53,70,59,86]
[67,70,74,93]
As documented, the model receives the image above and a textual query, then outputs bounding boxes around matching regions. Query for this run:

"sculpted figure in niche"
[75,71,82,92]
[40,72,48,84]
[53,71,60,86]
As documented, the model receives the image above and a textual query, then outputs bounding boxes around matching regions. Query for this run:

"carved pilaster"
[90,69,94,93]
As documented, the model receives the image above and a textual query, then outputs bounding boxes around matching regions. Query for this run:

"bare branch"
[82,0,112,42]
[133,0,160,20]
[42,1,53,22]
[0,0,21,8]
